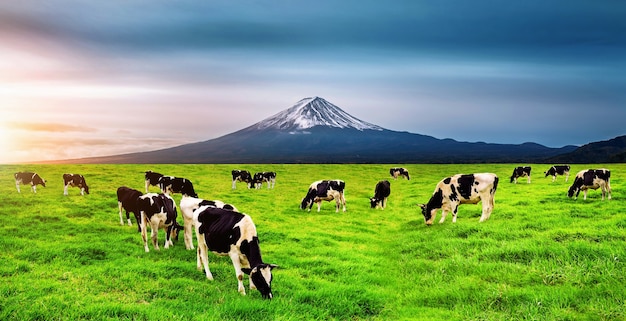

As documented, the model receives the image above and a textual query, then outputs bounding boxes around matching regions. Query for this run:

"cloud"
[7,122,97,133]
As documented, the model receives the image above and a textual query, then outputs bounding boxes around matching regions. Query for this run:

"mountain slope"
[547,135,626,163]
[46,97,579,164]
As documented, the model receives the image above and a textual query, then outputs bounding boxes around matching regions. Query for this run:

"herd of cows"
[12,164,613,299]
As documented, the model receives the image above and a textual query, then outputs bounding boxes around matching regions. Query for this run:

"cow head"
[83,183,90,195]
[418,204,436,225]
[35,175,46,187]
[300,197,313,210]
[370,197,381,209]
[567,184,579,198]
[242,263,278,299]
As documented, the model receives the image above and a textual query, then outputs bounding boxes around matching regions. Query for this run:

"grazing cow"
[180,195,239,250]
[117,186,144,232]
[300,180,347,213]
[390,167,410,180]
[194,206,277,299]
[137,193,182,252]
[510,166,531,184]
[158,175,198,197]
[14,172,46,193]
[63,173,89,196]
[145,170,164,193]
[232,170,253,189]
[370,180,391,209]
[419,173,499,225]
[253,172,277,189]
[544,165,571,182]
[568,169,612,200]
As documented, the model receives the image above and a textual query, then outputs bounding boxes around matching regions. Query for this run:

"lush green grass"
[0,164,624,320]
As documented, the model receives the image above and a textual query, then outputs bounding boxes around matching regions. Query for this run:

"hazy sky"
[1,1,625,163]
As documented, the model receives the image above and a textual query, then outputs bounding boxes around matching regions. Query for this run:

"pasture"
[1,163,625,320]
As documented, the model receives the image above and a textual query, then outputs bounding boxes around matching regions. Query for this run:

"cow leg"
[480,197,494,222]
[195,230,214,280]
[183,215,195,250]
[229,252,247,295]
[32,185,37,193]
[317,202,322,212]
[145,180,150,194]
[439,209,448,223]
[583,190,588,200]
[63,184,69,196]
[527,176,531,184]
[232,180,236,189]
[140,212,150,252]
[451,206,460,223]
[150,222,160,251]
[607,182,612,200]
[118,202,125,225]
[164,226,173,249]
[15,182,21,193]
[552,175,556,183]
[80,187,85,196]
[134,213,141,231]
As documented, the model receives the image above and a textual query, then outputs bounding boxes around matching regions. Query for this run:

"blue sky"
[1,1,625,163]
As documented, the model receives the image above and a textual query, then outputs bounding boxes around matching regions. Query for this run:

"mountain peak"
[252,97,385,132]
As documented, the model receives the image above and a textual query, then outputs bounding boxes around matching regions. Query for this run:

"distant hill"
[47,97,581,164]
[547,135,626,163]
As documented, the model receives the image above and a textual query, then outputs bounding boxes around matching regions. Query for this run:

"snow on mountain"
[252,97,385,132]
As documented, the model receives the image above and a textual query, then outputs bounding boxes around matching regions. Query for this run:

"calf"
[14,172,46,193]
[300,180,347,213]
[419,173,499,225]
[159,175,198,197]
[117,186,144,232]
[194,206,277,299]
[390,167,410,180]
[510,166,531,184]
[63,173,89,196]
[544,165,570,182]
[137,193,182,252]
[370,180,391,209]
[253,172,277,189]
[568,169,611,200]
[144,171,164,193]
[232,170,253,189]
[180,195,238,250]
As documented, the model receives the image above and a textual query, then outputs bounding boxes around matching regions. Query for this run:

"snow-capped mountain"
[252,97,384,132]
[47,97,578,164]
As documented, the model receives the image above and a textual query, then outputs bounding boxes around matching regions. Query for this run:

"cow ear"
[241,268,252,275]
[269,264,278,270]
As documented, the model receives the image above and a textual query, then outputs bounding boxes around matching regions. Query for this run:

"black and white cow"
[63,173,89,196]
[419,173,499,225]
[117,186,144,232]
[370,180,391,209]
[253,172,276,189]
[137,193,181,252]
[194,206,277,299]
[14,172,46,193]
[144,171,164,193]
[158,175,198,198]
[180,195,239,250]
[544,165,570,182]
[232,170,253,189]
[390,167,410,180]
[510,166,531,184]
[300,180,347,213]
[568,169,612,201]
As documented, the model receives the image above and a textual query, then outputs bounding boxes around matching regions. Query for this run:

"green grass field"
[1,163,624,320]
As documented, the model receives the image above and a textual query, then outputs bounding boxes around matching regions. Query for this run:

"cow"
[418,173,499,225]
[253,172,276,189]
[370,180,391,209]
[568,169,612,201]
[63,173,89,196]
[158,175,198,198]
[300,180,347,213]
[137,193,182,252]
[544,165,570,182]
[117,186,144,232]
[232,170,253,189]
[194,206,277,299]
[144,171,164,193]
[390,167,410,180]
[14,172,46,193]
[510,166,531,184]
[180,195,239,250]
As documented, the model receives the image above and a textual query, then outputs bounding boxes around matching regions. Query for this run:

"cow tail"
[492,176,499,195]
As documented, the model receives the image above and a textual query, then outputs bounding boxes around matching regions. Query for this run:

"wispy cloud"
[7,122,97,133]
